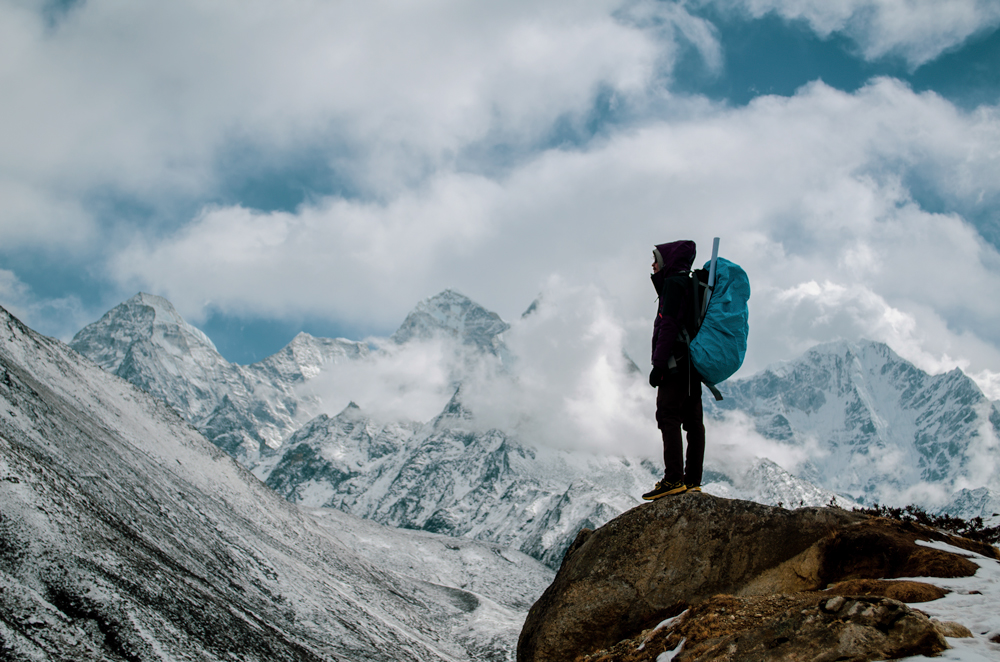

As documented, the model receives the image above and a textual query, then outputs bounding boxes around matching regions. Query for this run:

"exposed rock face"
[518,493,996,662]
[682,594,948,661]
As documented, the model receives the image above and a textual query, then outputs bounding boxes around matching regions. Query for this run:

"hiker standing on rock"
[644,240,705,500]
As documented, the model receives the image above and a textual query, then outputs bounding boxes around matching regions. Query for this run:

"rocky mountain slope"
[1,303,553,661]
[519,494,1000,661]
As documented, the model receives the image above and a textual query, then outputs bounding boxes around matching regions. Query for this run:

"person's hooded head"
[651,240,696,294]
[653,240,696,274]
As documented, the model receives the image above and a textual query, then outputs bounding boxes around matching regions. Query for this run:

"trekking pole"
[702,237,720,319]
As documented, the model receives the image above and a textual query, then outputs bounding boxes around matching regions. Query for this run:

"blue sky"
[2,0,1000,397]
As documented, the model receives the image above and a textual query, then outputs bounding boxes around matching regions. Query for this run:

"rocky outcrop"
[576,593,961,662]
[517,493,998,662]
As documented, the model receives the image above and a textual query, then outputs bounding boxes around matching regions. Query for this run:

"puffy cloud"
[0,180,95,249]
[464,279,656,455]
[110,172,506,327]
[0,0,681,205]
[299,336,458,425]
[703,410,822,478]
[712,0,1000,67]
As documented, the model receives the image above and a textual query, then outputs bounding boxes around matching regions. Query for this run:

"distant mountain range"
[68,291,1000,569]
[0,302,551,661]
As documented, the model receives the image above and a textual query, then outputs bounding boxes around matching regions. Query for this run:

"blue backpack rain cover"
[689,257,750,386]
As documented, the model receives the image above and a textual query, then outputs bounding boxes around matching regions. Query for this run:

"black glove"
[649,366,664,388]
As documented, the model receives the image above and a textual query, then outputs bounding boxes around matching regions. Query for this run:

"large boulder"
[517,493,994,662]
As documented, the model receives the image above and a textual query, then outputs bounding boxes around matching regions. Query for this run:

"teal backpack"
[684,240,750,400]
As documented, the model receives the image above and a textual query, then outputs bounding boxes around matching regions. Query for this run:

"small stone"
[823,596,846,613]
[932,620,972,639]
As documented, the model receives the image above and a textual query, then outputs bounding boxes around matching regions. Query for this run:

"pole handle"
[707,237,720,288]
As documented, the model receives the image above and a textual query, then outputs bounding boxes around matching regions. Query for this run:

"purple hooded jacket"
[651,240,696,369]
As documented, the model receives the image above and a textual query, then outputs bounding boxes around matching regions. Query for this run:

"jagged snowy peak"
[69,292,220,369]
[262,393,659,568]
[391,289,510,357]
[70,292,233,421]
[70,294,366,464]
[713,339,1000,511]
[0,303,553,661]
[251,331,369,383]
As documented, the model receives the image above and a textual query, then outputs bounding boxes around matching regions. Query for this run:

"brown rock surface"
[518,494,993,662]
[578,594,949,662]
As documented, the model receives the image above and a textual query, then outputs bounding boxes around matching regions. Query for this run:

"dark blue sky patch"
[673,10,893,103]
[908,27,1000,109]
[0,247,102,309]
[212,141,359,214]
[672,8,999,110]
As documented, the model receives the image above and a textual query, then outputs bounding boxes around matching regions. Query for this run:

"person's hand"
[649,366,664,388]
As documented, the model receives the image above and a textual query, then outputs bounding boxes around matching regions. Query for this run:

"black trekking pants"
[655,361,705,486]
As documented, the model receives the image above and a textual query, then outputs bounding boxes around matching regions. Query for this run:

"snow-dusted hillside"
[711,340,1000,520]
[1,303,552,661]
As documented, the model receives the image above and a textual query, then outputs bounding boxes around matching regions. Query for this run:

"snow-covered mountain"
[1,302,552,661]
[70,293,368,463]
[391,288,510,360]
[258,390,659,568]
[710,339,1000,520]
